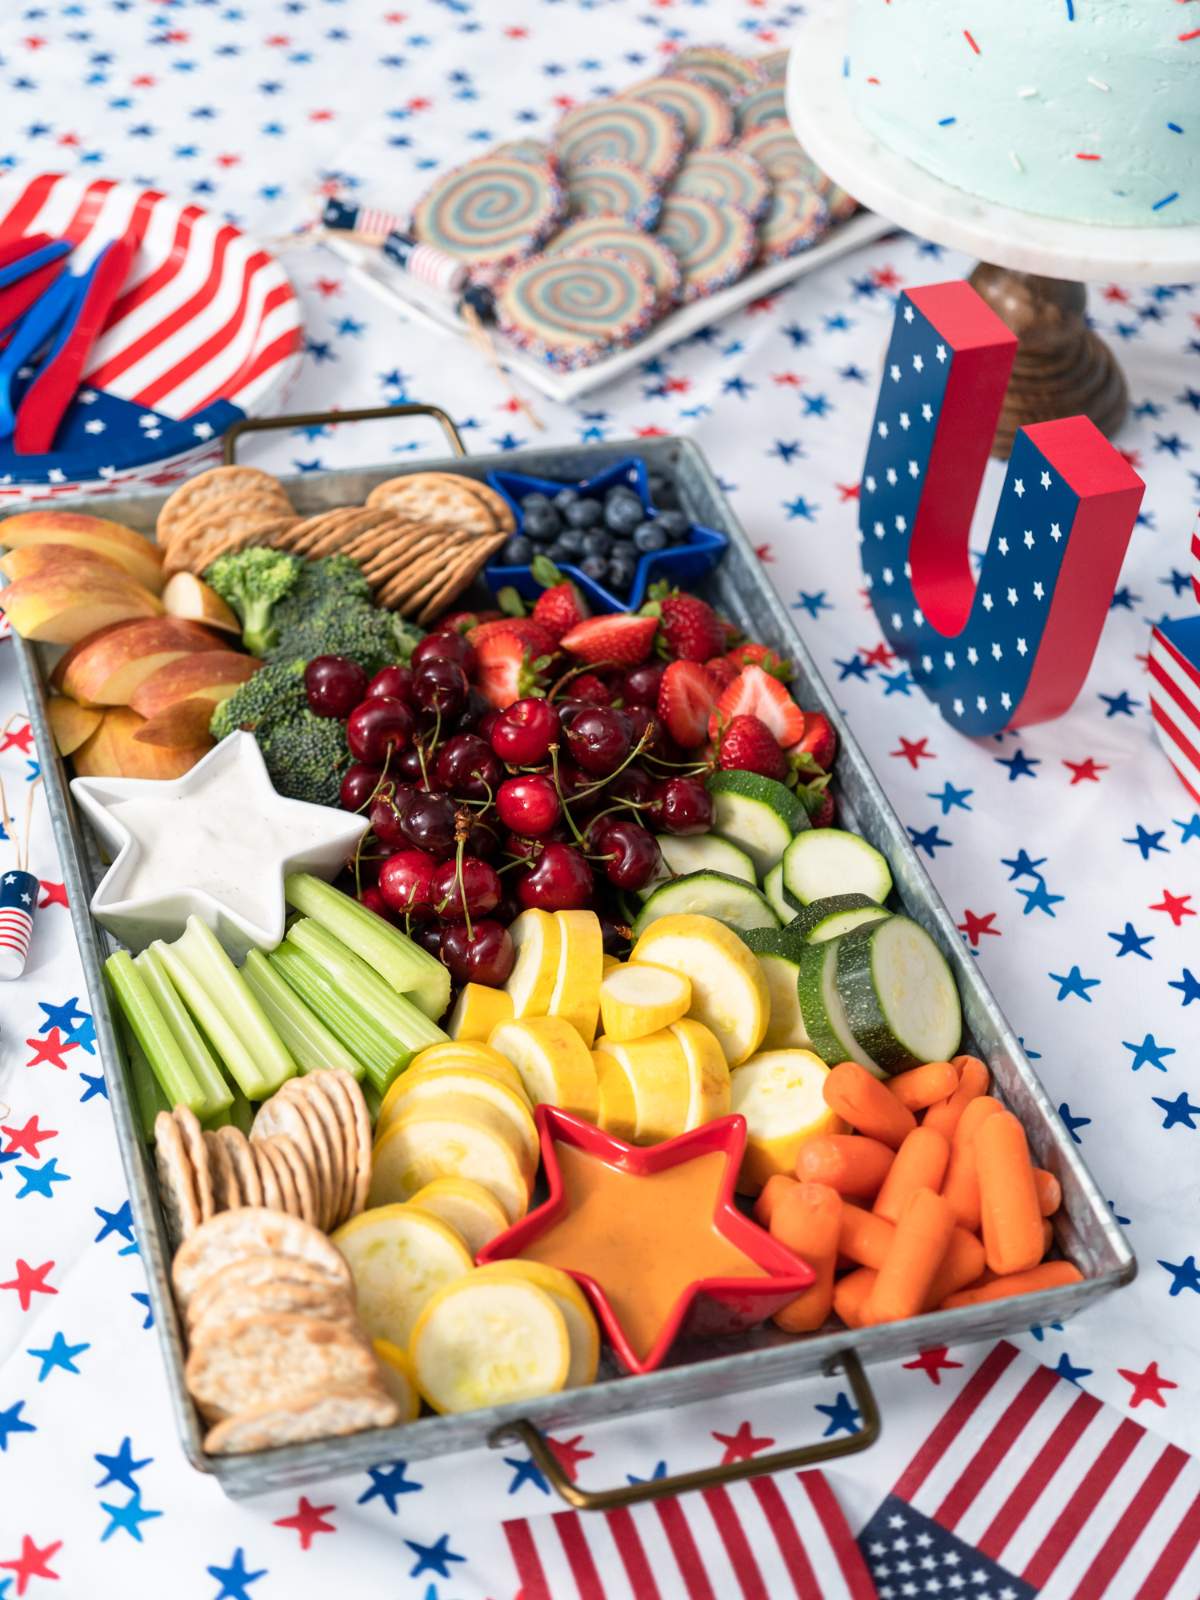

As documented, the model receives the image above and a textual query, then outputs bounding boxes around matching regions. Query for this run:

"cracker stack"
[250,1069,372,1233]
[173,1208,399,1454]
[154,465,300,578]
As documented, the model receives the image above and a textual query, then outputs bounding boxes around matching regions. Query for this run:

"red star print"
[311,277,342,299]
[836,482,861,502]
[861,642,896,668]
[2,1115,57,1159]
[1118,448,1141,470]
[308,109,334,123]
[746,295,779,315]
[1063,757,1107,784]
[274,1497,336,1550]
[551,94,578,110]
[25,1029,78,1072]
[663,376,691,394]
[1,1258,57,1312]
[0,723,33,753]
[498,396,525,414]
[871,265,902,289]
[161,28,188,43]
[215,153,241,168]
[547,1434,593,1481]
[1118,1360,1178,1409]
[1149,889,1195,926]
[958,910,1000,945]
[1101,284,1130,302]
[712,1420,774,1463]
[754,543,774,563]
[0,1536,62,1596]
[771,371,804,387]
[503,25,529,37]
[384,11,408,21]
[407,97,432,113]
[265,33,291,46]
[22,36,47,49]
[634,425,668,438]
[56,133,80,148]
[131,74,156,87]
[890,736,935,769]
[902,1346,963,1384]
[38,881,67,909]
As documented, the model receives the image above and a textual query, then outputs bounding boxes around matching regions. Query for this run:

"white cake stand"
[786,10,1200,455]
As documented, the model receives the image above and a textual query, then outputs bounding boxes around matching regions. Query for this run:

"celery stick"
[105,949,206,1113]
[287,918,448,1051]
[269,943,410,1092]
[243,949,365,1080]
[135,947,232,1121]
[118,1013,169,1143]
[226,1081,255,1137]
[360,1078,382,1125]
[285,872,450,1020]
[154,918,295,1100]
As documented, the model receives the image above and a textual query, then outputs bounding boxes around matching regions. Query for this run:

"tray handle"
[488,1349,880,1511]
[222,402,467,464]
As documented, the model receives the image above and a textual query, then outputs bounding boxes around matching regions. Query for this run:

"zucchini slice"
[707,770,807,877]
[834,915,962,1074]
[785,893,891,944]
[763,861,799,923]
[739,927,812,1050]
[796,937,883,1076]
[781,827,893,907]
[632,871,780,936]
[637,833,757,900]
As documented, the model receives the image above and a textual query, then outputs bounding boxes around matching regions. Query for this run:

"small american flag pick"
[858,281,1144,737]
[1150,516,1200,801]
[0,867,37,979]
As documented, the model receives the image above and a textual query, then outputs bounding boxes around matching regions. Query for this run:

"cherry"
[556,699,587,733]
[566,706,631,776]
[393,745,429,785]
[598,913,632,957]
[496,774,561,837]
[434,733,501,800]
[455,687,491,732]
[378,848,437,913]
[340,762,385,812]
[412,630,477,678]
[346,696,414,763]
[504,832,545,863]
[489,697,560,766]
[358,884,394,923]
[430,856,501,921]
[610,764,654,811]
[622,704,660,753]
[622,662,664,706]
[516,841,594,911]
[369,791,412,849]
[413,658,468,718]
[477,707,501,744]
[305,655,368,718]
[440,919,515,987]
[367,664,413,704]
[399,791,456,855]
[600,820,661,891]
[465,817,500,860]
[414,921,444,959]
[654,776,713,835]
[556,760,604,814]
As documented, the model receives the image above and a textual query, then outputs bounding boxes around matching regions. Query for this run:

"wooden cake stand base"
[967,266,1127,459]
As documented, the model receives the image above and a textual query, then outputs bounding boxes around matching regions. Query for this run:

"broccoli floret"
[205,548,302,657]
[257,712,350,808]
[266,554,420,676]
[209,657,307,743]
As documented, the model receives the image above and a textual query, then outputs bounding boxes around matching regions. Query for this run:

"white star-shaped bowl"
[71,731,368,958]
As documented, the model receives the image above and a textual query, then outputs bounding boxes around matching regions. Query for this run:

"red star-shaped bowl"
[477,1108,815,1376]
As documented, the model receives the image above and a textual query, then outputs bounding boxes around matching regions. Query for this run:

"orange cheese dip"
[520,1143,767,1361]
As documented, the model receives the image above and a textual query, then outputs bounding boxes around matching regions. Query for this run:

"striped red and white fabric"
[0,867,38,979]
[862,1340,1200,1600]
[503,1470,876,1600]
[1149,618,1200,803]
[1190,512,1199,606]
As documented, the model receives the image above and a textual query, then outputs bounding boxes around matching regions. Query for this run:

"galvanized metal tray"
[7,405,1135,1508]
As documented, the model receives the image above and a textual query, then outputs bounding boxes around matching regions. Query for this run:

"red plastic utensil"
[14,234,135,455]
[0,233,54,273]
[0,256,67,341]
[478,1107,816,1375]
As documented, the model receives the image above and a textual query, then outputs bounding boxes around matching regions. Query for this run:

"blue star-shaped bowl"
[483,455,728,613]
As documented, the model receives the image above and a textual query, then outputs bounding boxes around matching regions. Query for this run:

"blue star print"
[995,749,1040,780]
[928,782,972,814]
[504,1455,549,1495]
[100,1489,162,1543]
[908,823,952,858]
[1002,849,1046,882]
[0,1401,36,1451]
[793,590,831,619]
[1168,968,1200,1006]
[1059,1104,1091,1143]
[1153,1093,1200,1130]
[27,1332,88,1381]
[94,1200,134,1244]
[1018,881,1064,917]
[95,1437,152,1492]
[1123,825,1168,860]
[1108,923,1155,959]
[1124,1034,1175,1072]
[15,1159,69,1199]
[406,1534,465,1579]
[1052,1353,1092,1386]
[1158,1257,1200,1297]
[207,1548,267,1600]
[1098,690,1141,717]
[358,1460,423,1512]
[815,1392,861,1436]
[1049,966,1100,1002]
[1176,814,1200,844]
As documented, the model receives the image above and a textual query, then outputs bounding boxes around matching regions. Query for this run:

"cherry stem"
[454,828,473,941]
[571,724,655,803]
[548,742,587,847]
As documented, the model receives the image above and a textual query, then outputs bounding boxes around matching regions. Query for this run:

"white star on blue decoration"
[815,1391,860,1436]
[1059,1104,1091,1143]
[101,1488,163,1543]
[95,1437,152,1492]
[1099,690,1141,717]
[358,1459,423,1512]
[1018,880,1064,916]
[995,748,1039,780]
[928,781,972,814]
[1001,849,1046,881]
[1052,1353,1092,1386]
[1123,825,1168,860]
[0,1401,35,1451]
[907,823,952,858]
[1123,1034,1175,1072]
[1168,968,1200,1006]
[1158,1256,1200,1297]
[206,1547,267,1600]
[405,1534,465,1579]
[504,1455,549,1494]
[792,591,830,619]
[1049,966,1100,1002]
[15,1158,69,1199]
[1108,923,1154,959]
[1154,1092,1200,1130]
[27,1332,88,1381]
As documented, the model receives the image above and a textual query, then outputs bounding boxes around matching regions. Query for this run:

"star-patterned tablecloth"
[0,2,1198,1596]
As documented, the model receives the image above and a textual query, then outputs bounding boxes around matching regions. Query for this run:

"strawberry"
[718,714,788,780]
[571,672,611,705]
[710,665,806,747]
[530,555,589,642]
[806,786,836,827]
[790,709,837,770]
[468,616,559,656]
[560,613,659,666]
[724,641,792,681]
[441,607,502,636]
[703,656,739,692]
[643,588,726,662]
[657,659,718,750]
[474,629,553,709]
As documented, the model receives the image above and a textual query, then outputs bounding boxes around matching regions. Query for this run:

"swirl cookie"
[547,217,683,304]
[498,253,657,369]
[412,154,564,274]
[655,193,756,302]
[757,180,830,262]
[671,149,771,221]
[566,161,662,230]
[555,99,684,187]
[622,74,733,151]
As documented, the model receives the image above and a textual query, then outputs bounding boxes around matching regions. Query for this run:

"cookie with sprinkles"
[736,82,787,136]
[555,100,684,188]
[621,74,734,152]
[759,50,789,85]
[655,193,756,303]
[493,138,558,170]
[566,161,662,230]
[669,44,763,104]
[671,149,771,222]
[826,184,860,224]
[412,153,564,275]
[497,253,657,369]
[545,217,682,304]
[757,180,830,263]
[739,124,827,191]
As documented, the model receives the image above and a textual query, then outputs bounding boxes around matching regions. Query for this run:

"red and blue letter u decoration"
[859,281,1144,736]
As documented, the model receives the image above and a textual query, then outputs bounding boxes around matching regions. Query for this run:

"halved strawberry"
[559,613,659,666]
[643,589,726,661]
[790,709,836,769]
[475,629,553,709]
[530,556,589,642]
[710,665,805,746]
[703,656,738,692]
[441,607,502,636]
[468,616,559,655]
[718,714,788,780]
[657,659,717,750]
[724,641,792,681]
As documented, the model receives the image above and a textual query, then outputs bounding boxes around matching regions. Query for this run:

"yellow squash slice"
[729,1048,843,1194]
[547,909,604,1046]
[378,1068,539,1176]
[405,1177,510,1258]
[504,908,562,1018]
[410,1276,569,1414]
[369,1109,530,1222]
[474,1261,599,1387]
[446,982,514,1042]
[332,1204,473,1346]
[600,962,692,1042]
[671,1017,732,1130]
[631,913,769,1066]
[596,1029,690,1144]
[488,1016,599,1122]
[372,1337,421,1420]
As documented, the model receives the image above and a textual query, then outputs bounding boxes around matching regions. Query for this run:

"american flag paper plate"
[0,172,304,500]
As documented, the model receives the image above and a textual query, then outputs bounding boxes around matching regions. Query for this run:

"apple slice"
[0,543,135,587]
[0,510,163,593]
[162,572,241,637]
[0,569,163,645]
[72,707,211,779]
[59,616,228,706]
[47,696,102,756]
[133,699,217,749]
[129,651,259,719]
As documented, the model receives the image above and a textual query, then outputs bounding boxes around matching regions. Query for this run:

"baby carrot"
[924,1226,986,1308]
[833,1267,877,1329]
[923,1055,989,1139]
[941,1096,1004,1231]
[753,1173,798,1230]
[976,1110,1044,1275]
[795,1133,895,1200]
[838,1202,895,1269]
[770,1182,843,1333]
[823,1062,916,1149]
[1034,1168,1061,1217]
[940,1260,1083,1308]
[1041,1217,1053,1257]
[861,1188,955,1326]
[888,1060,958,1112]
[872,1126,950,1223]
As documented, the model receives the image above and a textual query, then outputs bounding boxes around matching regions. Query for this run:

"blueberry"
[604,491,644,536]
[553,487,579,512]
[653,509,690,544]
[565,496,603,530]
[546,539,575,565]
[578,555,609,581]
[520,492,552,514]
[581,528,612,559]
[523,504,561,542]
[501,534,533,565]
[607,557,637,590]
[633,522,668,553]
[648,472,679,509]
[555,527,587,559]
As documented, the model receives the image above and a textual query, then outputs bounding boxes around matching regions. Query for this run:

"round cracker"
[203,1384,398,1456]
[304,507,395,560]
[203,1129,236,1213]
[185,1310,379,1422]
[365,473,497,536]
[194,515,300,570]
[464,478,516,533]
[284,1080,343,1230]
[157,466,291,549]
[216,1126,262,1208]
[285,506,362,558]
[273,1134,319,1228]
[174,1105,214,1222]
[307,1072,357,1226]
[416,533,507,625]
[377,540,468,609]
[252,1095,330,1229]
[261,1136,301,1220]
[155,1111,202,1245]
[171,1207,352,1310]
[167,511,297,578]
[342,516,426,565]
[330,1070,373,1220]
[185,1251,350,1334]
[190,1275,354,1346]
[254,1140,284,1212]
